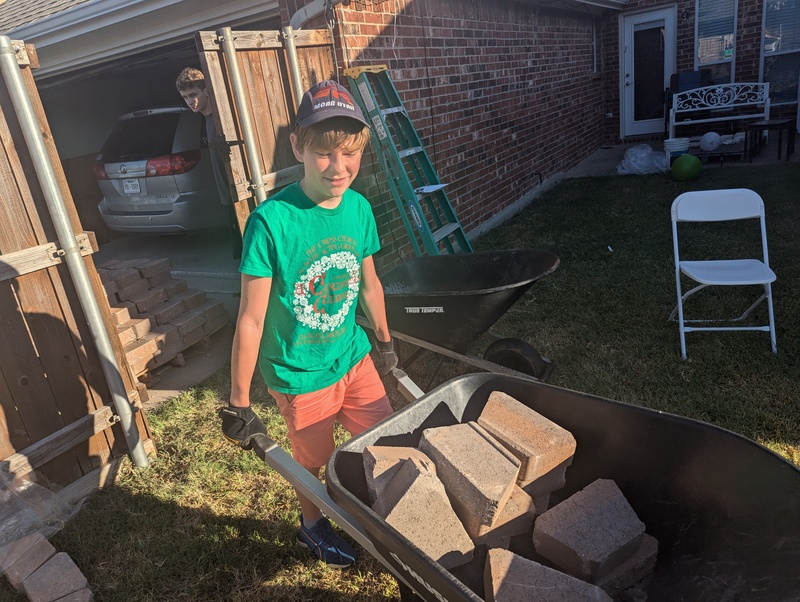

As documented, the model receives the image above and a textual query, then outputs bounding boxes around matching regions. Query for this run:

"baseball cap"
[295,80,368,128]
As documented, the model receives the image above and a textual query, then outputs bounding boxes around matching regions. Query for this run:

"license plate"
[123,179,140,194]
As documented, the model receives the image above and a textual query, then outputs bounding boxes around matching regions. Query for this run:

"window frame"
[694,0,738,83]
[760,0,800,106]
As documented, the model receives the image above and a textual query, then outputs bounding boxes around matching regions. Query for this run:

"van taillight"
[145,150,201,177]
[93,159,108,180]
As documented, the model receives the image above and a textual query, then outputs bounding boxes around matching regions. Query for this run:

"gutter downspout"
[217,26,267,204]
[0,36,149,468]
[282,0,347,108]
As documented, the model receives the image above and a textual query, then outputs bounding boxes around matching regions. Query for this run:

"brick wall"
[283,0,780,268]
[328,0,607,268]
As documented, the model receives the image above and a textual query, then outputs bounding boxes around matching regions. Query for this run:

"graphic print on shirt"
[292,235,360,335]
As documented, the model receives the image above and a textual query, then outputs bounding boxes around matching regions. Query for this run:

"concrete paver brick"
[109,258,149,271]
[117,317,154,346]
[130,286,167,313]
[373,456,473,569]
[533,479,645,582]
[110,267,142,290]
[362,445,435,503]
[478,391,576,487]
[111,304,135,326]
[101,279,118,296]
[203,312,229,336]
[135,258,171,279]
[419,422,520,538]
[169,307,207,335]
[22,552,88,602]
[147,269,173,288]
[0,531,46,575]
[54,588,94,601]
[173,289,207,310]
[484,548,612,602]
[115,278,149,302]
[5,537,56,592]
[520,458,572,499]
[596,533,658,597]
[152,298,190,326]
[181,324,207,348]
[472,485,536,546]
[123,336,159,375]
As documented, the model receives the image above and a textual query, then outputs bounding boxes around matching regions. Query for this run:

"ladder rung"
[398,147,423,158]
[415,184,446,197]
[432,222,460,242]
[382,106,405,116]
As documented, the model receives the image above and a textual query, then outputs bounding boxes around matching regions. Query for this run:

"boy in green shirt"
[219,81,397,568]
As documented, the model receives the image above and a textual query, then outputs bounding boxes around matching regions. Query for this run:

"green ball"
[671,154,702,181]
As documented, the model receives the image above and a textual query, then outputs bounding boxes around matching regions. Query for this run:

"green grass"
[4,162,798,601]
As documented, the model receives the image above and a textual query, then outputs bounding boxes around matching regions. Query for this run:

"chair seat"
[680,259,776,285]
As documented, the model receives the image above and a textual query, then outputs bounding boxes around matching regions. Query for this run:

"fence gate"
[0,41,153,502]
[195,28,337,232]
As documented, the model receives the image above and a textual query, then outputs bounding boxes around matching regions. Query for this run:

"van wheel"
[483,338,548,379]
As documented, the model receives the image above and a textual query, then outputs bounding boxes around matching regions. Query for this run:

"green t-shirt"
[239,183,380,394]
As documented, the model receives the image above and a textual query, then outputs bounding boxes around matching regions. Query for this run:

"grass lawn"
[4,162,798,601]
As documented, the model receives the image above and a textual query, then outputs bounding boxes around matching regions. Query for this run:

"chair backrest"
[671,188,770,266]
[671,188,765,223]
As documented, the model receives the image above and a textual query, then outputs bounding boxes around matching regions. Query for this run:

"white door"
[621,8,676,137]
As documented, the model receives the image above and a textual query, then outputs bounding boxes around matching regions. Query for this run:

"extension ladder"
[344,65,472,256]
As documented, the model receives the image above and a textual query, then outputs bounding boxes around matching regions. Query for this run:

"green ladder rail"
[345,65,473,256]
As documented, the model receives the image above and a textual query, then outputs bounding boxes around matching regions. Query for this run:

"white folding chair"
[670,188,777,359]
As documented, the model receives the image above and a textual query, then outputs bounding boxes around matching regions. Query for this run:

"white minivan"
[95,106,227,233]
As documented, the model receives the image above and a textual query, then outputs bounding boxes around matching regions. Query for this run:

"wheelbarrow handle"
[246,433,420,594]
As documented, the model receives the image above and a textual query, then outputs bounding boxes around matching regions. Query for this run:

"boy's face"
[180,86,210,116]
[291,134,363,206]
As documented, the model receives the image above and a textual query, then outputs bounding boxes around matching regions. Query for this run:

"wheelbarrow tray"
[381,249,559,352]
[326,373,800,602]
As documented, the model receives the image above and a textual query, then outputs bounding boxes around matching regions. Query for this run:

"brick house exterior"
[1,0,795,267]
[274,0,796,266]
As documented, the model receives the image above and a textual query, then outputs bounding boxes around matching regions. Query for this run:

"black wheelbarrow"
[326,372,800,602]
[361,249,560,380]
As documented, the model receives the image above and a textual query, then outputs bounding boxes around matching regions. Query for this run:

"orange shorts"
[269,354,393,469]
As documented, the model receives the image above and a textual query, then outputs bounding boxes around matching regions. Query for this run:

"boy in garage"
[219,80,398,568]
[175,67,242,259]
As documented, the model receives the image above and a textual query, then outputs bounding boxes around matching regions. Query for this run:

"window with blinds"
[696,0,737,82]
[763,0,800,104]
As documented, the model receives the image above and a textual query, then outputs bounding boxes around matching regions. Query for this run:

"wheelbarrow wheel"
[483,337,548,379]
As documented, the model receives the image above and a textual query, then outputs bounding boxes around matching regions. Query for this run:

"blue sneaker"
[297,516,356,568]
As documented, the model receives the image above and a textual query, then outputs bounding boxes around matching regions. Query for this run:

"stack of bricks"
[362,391,658,600]
[96,258,229,381]
[1,532,93,601]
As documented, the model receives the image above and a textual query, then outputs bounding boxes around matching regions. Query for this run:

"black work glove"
[218,405,267,450]
[372,338,399,377]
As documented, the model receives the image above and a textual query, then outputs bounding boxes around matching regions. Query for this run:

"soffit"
[2,0,281,81]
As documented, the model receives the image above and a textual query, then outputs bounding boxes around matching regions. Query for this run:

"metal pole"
[281,25,305,110]
[0,36,149,467]
[217,27,267,204]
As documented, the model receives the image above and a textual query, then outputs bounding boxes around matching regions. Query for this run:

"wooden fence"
[195,28,336,231]
[0,42,153,503]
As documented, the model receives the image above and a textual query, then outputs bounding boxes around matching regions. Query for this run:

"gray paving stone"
[54,588,94,601]
[478,391,576,487]
[373,456,473,569]
[472,486,536,546]
[362,445,434,504]
[4,536,56,592]
[533,479,645,582]
[0,531,45,575]
[23,552,88,602]
[596,533,659,597]
[420,422,520,538]
[484,548,612,601]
